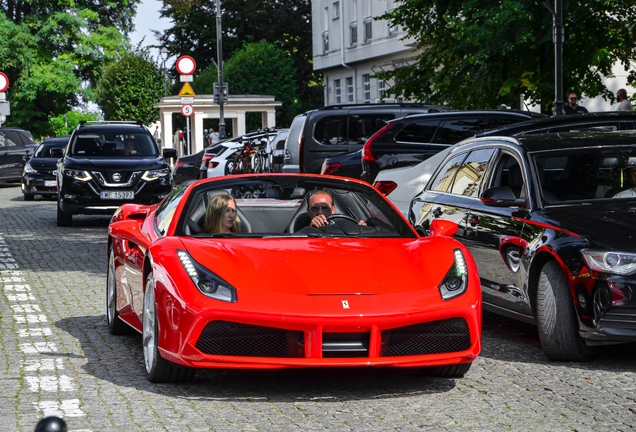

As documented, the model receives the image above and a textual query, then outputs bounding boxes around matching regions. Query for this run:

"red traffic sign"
[0,72,8,92]
[181,104,194,117]
[176,56,197,75]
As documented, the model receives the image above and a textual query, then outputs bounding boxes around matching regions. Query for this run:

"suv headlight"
[142,168,170,181]
[582,249,636,275]
[177,250,237,302]
[63,168,92,181]
[23,162,37,174]
[438,249,469,300]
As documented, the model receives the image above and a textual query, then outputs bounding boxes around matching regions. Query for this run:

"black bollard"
[34,416,68,432]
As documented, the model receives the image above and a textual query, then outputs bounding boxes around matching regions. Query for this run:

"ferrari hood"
[178,237,456,296]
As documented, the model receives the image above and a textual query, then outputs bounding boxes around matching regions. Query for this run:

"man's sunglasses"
[309,204,332,214]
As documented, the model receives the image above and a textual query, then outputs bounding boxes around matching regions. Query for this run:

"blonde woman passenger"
[203,193,242,233]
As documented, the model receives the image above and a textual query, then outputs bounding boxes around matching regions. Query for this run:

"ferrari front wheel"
[142,273,195,383]
[106,247,129,335]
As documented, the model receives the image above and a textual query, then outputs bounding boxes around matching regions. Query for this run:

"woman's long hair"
[203,193,242,233]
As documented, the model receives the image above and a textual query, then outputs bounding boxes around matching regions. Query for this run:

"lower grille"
[195,321,304,358]
[381,318,471,357]
[599,307,636,330]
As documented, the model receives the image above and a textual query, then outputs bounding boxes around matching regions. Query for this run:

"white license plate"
[44,180,57,187]
[100,191,134,200]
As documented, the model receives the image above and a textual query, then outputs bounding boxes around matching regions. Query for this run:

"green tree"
[49,110,100,138]
[377,1,636,113]
[94,50,163,124]
[1,1,137,135]
[193,40,298,129]
[159,0,322,120]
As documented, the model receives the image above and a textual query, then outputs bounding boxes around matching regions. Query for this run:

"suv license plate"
[44,180,57,187]
[100,191,134,200]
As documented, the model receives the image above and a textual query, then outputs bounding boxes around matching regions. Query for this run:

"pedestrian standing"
[210,127,221,145]
[563,91,589,115]
[616,89,634,111]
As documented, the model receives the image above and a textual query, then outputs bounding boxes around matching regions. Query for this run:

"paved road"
[0,186,635,432]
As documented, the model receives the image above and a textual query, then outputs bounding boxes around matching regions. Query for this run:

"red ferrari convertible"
[107,174,481,382]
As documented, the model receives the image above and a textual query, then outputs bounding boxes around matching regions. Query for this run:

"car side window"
[348,114,393,144]
[0,130,18,146]
[394,120,439,143]
[314,116,347,145]
[449,148,496,197]
[489,153,526,199]
[429,153,468,192]
[435,118,520,145]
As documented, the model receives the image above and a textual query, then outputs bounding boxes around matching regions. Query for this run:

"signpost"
[0,71,9,126]
[175,57,197,155]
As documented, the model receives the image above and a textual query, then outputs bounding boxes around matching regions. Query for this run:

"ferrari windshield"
[533,144,636,204]
[175,176,417,238]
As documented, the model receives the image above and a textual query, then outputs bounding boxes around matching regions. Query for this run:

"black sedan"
[21,136,69,200]
[410,131,636,361]
[320,149,364,180]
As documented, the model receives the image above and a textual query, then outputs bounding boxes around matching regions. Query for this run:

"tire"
[422,362,472,378]
[106,247,130,335]
[536,260,592,362]
[56,203,72,227]
[142,273,195,383]
[23,193,34,201]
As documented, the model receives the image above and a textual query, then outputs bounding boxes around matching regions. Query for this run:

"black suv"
[281,103,452,174]
[360,110,546,183]
[54,122,177,226]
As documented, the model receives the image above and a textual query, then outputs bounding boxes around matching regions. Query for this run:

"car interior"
[179,178,413,238]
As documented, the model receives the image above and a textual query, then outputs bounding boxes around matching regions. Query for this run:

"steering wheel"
[326,214,360,225]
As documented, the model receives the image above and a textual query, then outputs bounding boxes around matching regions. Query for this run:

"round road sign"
[176,56,197,75]
[181,104,194,117]
[0,72,8,92]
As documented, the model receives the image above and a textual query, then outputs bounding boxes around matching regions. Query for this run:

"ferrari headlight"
[177,250,237,302]
[581,249,636,275]
[63,168,92,181]
[23,162,37,174]
[439,249,469,300]
[142,168,169,181]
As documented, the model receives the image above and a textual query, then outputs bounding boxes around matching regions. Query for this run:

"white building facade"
[311,0,635,112]
[311,0,419,106]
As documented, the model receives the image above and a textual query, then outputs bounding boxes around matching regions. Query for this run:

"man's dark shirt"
[564,105,589,115]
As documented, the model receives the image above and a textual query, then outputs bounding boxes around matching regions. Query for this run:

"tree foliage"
[377,1,636,113]
[1,0,137,135]
[94,50,163,124]
[49,110,100,138]
[159,0,322,123]
[193,40,298,128]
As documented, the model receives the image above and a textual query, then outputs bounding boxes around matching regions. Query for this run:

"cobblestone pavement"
[1,186,635,432]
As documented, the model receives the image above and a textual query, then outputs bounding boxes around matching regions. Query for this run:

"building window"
[364,17,372,42]
[322,31,329,53]
[334,79,341,103]
[388,13,398,37]
[333,2,339,19]
[346,77,354,102]
[378,80,386,99]
[350,21,357,47]
[363,74,371,102]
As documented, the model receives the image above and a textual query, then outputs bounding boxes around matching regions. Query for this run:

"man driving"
[306,190,366,228]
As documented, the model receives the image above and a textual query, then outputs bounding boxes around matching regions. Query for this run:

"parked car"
[106,173,482,382]
[361,110,547,184]
[375,111,636,217]
[282,103,453,174]
[173,143,224,185]
[21,136,69,200]
[0,127,39,184]
[476,110,636,138]
[206,140,244,177]
[53,121,177,227]
[320,149,364,179]
[409,130,636,361]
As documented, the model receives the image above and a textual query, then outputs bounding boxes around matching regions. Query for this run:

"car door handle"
[432,207,443,218]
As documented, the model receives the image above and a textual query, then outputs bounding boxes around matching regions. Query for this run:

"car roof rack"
[78,120,145,127]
